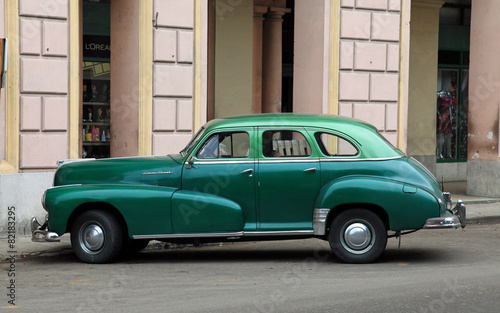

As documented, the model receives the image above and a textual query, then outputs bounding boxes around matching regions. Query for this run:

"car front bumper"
[31,216,60,242]
[423,200,466,229]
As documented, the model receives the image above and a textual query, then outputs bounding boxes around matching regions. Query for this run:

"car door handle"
[240,168,253,174]
[303,168,317,172]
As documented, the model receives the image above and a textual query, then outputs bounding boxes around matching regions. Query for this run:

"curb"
[466,216,500,225]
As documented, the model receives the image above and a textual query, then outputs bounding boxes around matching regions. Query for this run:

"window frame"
[260,128,314,159]
[195,130,252,160]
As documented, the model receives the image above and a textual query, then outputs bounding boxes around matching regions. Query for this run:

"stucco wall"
[467,0,500,196]
[293,0,329,114]
[152,0,196,154]
[0,173,53,238]
[110,0,140,157]
[406,0,442,176]
[18,0,70,171]
[214,0,253,118]
[338,0,401,147]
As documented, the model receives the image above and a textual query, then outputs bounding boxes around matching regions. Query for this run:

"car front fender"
[315,176,440,231]
[171,190,245,233]
[44,184,177,236]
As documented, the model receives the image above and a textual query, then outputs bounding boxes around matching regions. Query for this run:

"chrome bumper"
[31,216,60,242]
[424,200,466,229]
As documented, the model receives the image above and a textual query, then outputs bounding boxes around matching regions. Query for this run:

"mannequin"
[436,90,453,159]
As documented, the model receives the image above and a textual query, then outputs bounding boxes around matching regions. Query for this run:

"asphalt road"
[2,223,500,312]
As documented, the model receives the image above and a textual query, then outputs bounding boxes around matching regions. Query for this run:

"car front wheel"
[71,210,124,263]
[329,209,387,263]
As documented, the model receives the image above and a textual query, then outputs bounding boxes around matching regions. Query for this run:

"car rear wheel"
[71,210,123,263]
[328,209,387,263]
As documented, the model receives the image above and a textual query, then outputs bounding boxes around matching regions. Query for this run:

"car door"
[180,128,258,232]
[257,128,320,231]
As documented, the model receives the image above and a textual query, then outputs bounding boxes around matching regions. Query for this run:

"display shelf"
[82,77,110,159]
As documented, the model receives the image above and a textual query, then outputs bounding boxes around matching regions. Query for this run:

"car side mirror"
[186,155,194,169]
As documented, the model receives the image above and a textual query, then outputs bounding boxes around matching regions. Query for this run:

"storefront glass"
[82,0,110,158]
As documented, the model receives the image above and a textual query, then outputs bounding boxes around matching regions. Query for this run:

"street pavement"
[1,191,499,260]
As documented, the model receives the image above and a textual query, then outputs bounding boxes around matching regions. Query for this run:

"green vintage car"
[32,114,465,263]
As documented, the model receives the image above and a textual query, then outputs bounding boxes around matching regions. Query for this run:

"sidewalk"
[1,184,499,260]
[446,181,500,224]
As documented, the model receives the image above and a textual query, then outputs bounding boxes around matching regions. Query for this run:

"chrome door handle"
[303,168,317,172]
[240,168,253,174]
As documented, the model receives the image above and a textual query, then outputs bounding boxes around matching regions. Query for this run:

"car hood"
[53,154,184,188]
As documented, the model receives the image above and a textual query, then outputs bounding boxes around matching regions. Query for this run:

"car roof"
[205,113,373,130]
[202,114,403,159]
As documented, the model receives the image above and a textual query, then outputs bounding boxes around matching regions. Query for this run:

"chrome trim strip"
[313,208,330,235]
[259,159,319,164]
[192,160,253,165]
[191,156,404,165]
[133,232,244,239]
[132,230,315,240]
[243,230,314,236]
[318,155,404,162]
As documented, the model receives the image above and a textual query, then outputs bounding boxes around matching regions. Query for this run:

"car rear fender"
[315,176,440,231]
[45,184,177,237]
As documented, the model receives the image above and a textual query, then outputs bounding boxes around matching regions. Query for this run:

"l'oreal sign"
[83,35,110,59]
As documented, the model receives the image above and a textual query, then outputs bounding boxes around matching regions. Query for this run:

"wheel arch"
[66,202,129,238]
[324,203,390,238]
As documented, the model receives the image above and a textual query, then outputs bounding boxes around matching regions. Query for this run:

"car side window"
[197,132,250,159]
[315,132,358,157]
[262,130,311,157]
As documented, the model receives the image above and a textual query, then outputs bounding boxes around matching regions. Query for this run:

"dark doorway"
[282,0,294,113]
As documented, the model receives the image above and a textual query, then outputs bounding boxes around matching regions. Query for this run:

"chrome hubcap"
[341,221,374,254]
[79,223,104,254]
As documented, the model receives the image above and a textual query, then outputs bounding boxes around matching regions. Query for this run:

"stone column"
[262,7,290,113]
[467,0,500,196]
[406,0,443,175]
[252,6,267,114]
[110,0,140,157]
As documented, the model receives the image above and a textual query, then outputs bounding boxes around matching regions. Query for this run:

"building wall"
[293,0,330,114]
[152,0,197,154]
[0,0,204,237]
[337,0,401,147]
[406,0,442,176]
[214,0,253,118]
[18,0,70,170]
[110,0,140,157]
[467,0,500,196]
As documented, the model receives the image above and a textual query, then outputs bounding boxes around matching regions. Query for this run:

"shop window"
[437,1,470,162]
[82,0,110,159]
[437,52,469,162]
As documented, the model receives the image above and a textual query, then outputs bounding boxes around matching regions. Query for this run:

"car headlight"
[443,192,452,211]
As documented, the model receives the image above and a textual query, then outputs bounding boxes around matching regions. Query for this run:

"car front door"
[257,128,320,231]
[180,128,258,232]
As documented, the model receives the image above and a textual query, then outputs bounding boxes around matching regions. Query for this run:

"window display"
[436,64,467,161]
[436,69,458,159]
[82,61,110,158]
[82,0,110,159]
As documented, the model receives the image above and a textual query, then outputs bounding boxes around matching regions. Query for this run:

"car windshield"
[180,127,206,157]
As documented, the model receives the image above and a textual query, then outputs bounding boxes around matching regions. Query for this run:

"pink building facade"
[0,0,496,236]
